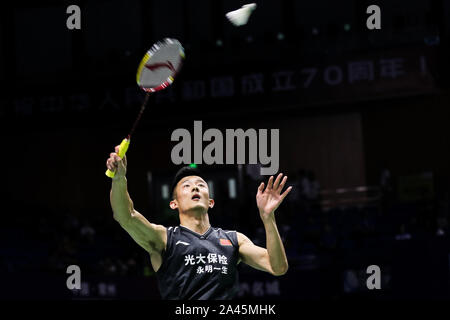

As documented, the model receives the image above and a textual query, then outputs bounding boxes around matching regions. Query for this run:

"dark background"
[1,0,450,300]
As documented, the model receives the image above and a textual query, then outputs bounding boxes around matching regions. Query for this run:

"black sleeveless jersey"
[155,225,240,300]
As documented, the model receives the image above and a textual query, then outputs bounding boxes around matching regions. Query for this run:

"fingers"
[257,182,265,194]
[106,148,125,172]
[267,175,274,190]
[111,153,121,164]
[278,175,288,192]
[113,145,127,165]
[280,186,293,200]
[106,145,128,178]
[107,153,116,169]
[265,174,287,192]
[106,158,116,171]
[272,173,283,190]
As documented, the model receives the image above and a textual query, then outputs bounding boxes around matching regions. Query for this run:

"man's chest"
[171,235,237,275]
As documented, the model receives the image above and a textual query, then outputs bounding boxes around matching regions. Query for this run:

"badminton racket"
[106,38,185,178]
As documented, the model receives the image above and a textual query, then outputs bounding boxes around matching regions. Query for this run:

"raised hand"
[256,173,292,221]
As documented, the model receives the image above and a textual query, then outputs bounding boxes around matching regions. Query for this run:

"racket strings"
[128,92,150,138]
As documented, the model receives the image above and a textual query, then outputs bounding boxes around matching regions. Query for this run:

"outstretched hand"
[256,173,292,221]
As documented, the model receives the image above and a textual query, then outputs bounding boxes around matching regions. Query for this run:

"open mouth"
[191,194,201,201]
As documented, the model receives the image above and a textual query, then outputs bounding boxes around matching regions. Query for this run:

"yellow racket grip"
[105,138,130,178]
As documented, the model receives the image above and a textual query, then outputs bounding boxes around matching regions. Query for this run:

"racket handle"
[105,138,130,178]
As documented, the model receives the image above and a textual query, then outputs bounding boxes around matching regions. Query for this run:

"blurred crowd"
[2,167,449,280]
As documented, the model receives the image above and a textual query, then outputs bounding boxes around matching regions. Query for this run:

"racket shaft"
[105,138,130,178]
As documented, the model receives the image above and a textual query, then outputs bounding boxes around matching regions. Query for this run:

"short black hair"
[171,166,204,199]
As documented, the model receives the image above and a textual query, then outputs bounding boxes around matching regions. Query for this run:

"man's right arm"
[108,147,166,254]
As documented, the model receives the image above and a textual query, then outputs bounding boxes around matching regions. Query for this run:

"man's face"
[170,175,214,213]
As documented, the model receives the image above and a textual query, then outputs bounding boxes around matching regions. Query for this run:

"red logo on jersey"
[220,238,232,246]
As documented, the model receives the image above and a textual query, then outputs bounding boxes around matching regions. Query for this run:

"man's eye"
[198,184,205,187]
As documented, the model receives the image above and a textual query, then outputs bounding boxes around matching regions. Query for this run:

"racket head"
[136,38,185,93]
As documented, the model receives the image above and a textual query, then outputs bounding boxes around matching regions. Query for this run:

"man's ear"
[169,199,178,210]
[208,198,215,209]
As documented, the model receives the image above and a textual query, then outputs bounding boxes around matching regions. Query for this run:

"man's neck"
[179,210,211,235]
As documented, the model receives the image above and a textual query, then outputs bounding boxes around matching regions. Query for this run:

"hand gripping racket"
[106,38,185,178]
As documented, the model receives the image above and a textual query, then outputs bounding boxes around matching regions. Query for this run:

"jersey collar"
[179,224,213,239]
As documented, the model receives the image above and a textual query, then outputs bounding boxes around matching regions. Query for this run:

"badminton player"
[106,146,291,300]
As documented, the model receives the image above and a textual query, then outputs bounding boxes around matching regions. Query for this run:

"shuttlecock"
[226,3,257,27]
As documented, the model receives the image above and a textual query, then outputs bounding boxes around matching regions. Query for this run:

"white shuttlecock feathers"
[226,3,257,27]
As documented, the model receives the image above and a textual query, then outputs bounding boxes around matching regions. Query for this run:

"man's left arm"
[238,173,291,276]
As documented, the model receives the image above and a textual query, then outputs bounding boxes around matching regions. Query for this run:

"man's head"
[169,166,214,214]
